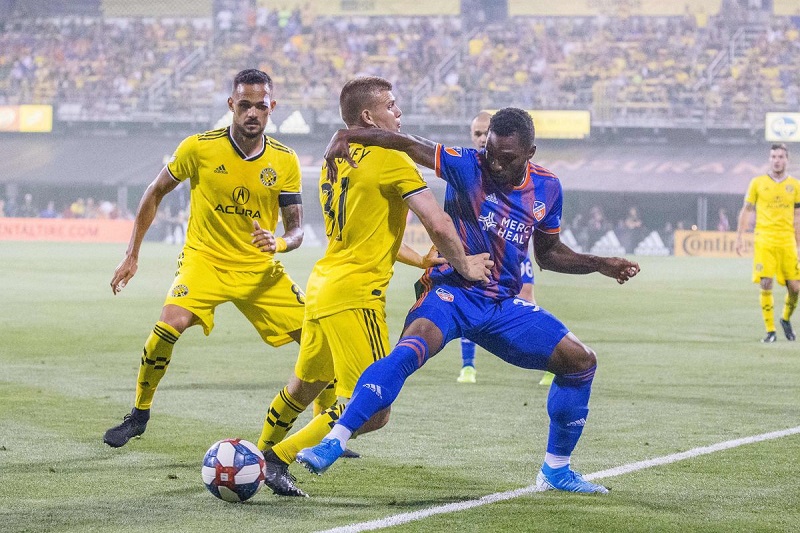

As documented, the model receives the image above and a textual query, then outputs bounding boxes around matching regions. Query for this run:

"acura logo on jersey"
[260,167,277,187]
[232,186,250,205]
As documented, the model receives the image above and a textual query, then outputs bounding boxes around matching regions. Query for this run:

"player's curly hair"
[489,107,535,149]
[340,76,393,126]
[233,69,273,93]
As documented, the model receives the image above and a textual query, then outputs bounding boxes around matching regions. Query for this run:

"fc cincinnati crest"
[533,201,546,221]
[260,167,277,187]
[435,288,454,302]
[171,284,189,298]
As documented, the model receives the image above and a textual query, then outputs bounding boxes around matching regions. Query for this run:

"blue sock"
[339,336,429,432]
[460,338,475,368]
[545,365,595,457]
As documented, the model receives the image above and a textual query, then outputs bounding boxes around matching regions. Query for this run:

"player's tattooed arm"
[279,203,304,251]
[251,203,303,253]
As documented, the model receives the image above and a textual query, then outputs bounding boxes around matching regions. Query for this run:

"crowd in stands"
[0,193,132,220]
[2,4,797,124]
[0,17,212,117]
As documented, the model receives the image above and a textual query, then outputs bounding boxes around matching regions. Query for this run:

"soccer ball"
[201,438,266,502]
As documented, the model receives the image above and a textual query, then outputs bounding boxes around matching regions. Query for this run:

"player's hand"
[601,257,640,284]
[323,129,357,183]
[420,245,446,269]
[110,255,138,295]
[251,220,277,252]
[457,252,494,283]
[735,238,744,256]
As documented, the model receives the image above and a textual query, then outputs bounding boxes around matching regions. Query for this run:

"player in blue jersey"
[457,111,549,385]
[297,108,640,494]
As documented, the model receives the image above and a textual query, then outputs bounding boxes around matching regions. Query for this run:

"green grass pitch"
[1,242,798,532]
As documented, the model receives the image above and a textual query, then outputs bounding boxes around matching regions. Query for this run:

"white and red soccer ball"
[201,438,266,502]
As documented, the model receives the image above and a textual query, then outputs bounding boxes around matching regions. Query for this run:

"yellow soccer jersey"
[166,127,302,270]
[305,144,428,318]
[745,174,800,247]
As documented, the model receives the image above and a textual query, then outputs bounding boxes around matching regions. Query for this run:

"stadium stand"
[0,0,795,254]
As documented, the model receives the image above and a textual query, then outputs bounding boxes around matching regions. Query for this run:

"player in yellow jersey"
[104,69,311,447]
[258,76,492,497]
[736,143,800,343]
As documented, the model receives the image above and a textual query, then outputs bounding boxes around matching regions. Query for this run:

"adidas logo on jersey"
[486,193,499,204]
[214,164,228,174]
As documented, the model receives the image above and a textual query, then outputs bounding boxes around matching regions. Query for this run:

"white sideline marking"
[315,425,800,533]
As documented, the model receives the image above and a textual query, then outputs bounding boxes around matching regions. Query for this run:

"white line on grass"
[315,425,800,533]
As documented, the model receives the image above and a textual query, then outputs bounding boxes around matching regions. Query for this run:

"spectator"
[39,200,58,218]
[716,207,731,231]
[18,193,38,217]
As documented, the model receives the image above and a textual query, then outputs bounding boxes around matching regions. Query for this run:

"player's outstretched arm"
[111,167,179,294]
[396,243,446,269]
[406,191,492,283]
[533,230,639,285]
[323,128,437,182]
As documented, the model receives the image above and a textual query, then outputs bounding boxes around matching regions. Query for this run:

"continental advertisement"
[509,0,721,17]
[673,230,753,257]
[257,0,459,15]
[484,109,590,139]
[0,105,53,133]
[0,218,134,243]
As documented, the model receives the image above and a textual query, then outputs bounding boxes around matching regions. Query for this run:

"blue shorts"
[406,284,569,370]
[520,255,534,285]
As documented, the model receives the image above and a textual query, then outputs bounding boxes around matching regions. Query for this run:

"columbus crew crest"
[171,284,189,297]
[260,167,277,187]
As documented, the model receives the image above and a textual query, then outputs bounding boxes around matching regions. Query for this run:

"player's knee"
[549,333,596,374]
[287,375,327,405]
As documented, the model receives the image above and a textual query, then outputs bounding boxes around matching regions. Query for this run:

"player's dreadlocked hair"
[489,107,535,149]
[233,69,273,93]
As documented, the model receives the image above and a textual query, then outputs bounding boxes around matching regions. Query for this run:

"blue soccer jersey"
[419,144,561,299]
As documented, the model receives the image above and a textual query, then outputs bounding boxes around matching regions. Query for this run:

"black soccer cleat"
[341,447,361,459]
[264,454,308,497]
[780,319,796,341]
[762,331,777,343]
[103,408,150,448]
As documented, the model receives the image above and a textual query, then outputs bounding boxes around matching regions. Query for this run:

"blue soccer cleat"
[535,463,609,494]
[296,437,345,475]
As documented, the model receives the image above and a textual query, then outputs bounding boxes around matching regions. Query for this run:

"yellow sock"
[313,381,337,417]
[273,404,345,464]
[760,290,775,332]
[257,387,306,451]
[134,321,180,410]
[782,291,798,322]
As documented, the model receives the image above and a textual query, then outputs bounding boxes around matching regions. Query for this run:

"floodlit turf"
[1,242,798,532]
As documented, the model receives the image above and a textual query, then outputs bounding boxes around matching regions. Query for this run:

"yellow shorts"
[164,252,305,346]
[294,308,389,398]
[752,242,800,285]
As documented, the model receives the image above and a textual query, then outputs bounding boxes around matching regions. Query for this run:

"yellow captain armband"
[275,237,288,253]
